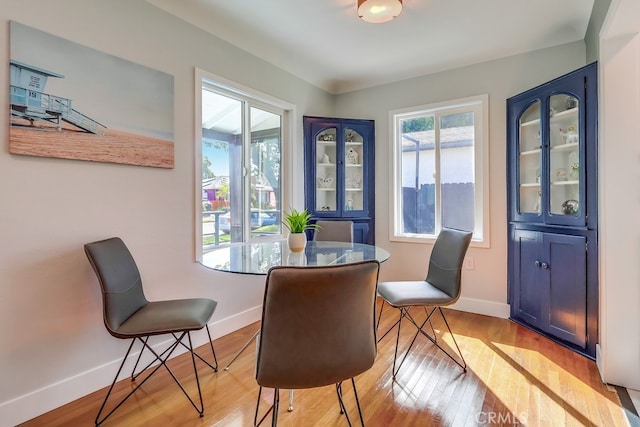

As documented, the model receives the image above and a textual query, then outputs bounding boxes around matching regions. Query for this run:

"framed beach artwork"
[9,21,174,168]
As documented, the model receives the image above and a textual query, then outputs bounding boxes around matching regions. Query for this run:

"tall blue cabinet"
[303,116,375,244]
[507,63,598,358]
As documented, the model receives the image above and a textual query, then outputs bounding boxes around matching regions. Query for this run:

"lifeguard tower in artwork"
[10,60,107,135]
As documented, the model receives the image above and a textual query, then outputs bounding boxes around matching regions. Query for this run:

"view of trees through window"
[201,86,283,252]
[401,111,474,133]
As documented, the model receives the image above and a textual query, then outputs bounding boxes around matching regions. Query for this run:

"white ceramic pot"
[287,232,307,252]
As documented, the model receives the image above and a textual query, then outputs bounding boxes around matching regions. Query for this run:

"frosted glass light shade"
[357,0,403,23]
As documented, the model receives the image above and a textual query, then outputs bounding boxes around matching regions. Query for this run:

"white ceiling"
[147,0,595,94]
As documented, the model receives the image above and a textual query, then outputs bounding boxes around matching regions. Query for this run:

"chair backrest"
[255,260,380,389]
[426,228,473,301]
[313,220,354,243]
[84,237,148,336]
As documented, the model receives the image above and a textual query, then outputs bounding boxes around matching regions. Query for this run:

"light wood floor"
[21,302,628,426]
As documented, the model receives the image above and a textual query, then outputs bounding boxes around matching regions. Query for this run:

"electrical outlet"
[464,256,474,270]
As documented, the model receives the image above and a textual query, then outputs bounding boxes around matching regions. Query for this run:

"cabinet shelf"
[551,180,579,186]
[345,188,363,192]
[316,140,336,145]
[520,118,541,127]
[551,142,579,151]
[345,164,362,168]
[316,188,336,191]
[520,108,578,128]
[521,183,541,188]
[345,142,363,146]
[520,148,541,156]
[317,163,336,167]
[550,108,578,121]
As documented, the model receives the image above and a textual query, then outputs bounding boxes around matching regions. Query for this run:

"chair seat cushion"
[113,298,216,338]
[378,280,453,307]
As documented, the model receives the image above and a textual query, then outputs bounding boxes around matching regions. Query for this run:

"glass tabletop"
[199,240,390,275]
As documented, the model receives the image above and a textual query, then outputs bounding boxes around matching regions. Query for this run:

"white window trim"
[194,68,296,260]
[388,94,490,248]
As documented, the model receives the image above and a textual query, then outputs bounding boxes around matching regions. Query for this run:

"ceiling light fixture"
[357,0,403,24]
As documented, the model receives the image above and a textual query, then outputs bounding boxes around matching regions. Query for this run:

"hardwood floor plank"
[19,305,628,426]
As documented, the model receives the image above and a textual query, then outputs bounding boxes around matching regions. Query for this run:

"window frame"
[195,68,295,259]
[389,94,490,247]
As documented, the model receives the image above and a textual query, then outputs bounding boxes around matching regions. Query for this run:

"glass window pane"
[201,90,243,248]
[344,128,364,211]
[549,94,580,216]
[199,76,289,256]
[440,112,475,232]
[250,107,282,238]
[400,115,435,234]
[518,101,542,215]
[392,95,486,243]
[316,128,337,212]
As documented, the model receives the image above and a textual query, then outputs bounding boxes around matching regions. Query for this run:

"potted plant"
[282,208,319,252]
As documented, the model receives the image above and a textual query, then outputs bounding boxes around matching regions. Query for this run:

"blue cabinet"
[512,229,588,348]
[303,116,375,244]
[507,63,598,358]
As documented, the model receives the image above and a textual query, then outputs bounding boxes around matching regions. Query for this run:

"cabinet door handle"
[534,260,541,267]
[541,262,549,269]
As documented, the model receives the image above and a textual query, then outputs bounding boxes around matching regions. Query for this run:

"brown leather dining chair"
[84,237,218,426]
[377,227,472,378]
[313,220,354,243]
[254,260,380,426]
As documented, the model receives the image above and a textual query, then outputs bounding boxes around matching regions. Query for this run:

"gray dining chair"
[84,237,218,426]
[254,260,380,426]
[313,220,354,243]
[377,228,472,377]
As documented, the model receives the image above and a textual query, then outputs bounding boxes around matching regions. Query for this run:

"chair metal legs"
[95,331,210,426]
[225,327,261,370]
[336,378,366,426]
[387,305,466,379]
[188,324,219,371]
[254,379,366,426]
[376,298,404,344]
[131,325,218,379]
[376,298,385,332]
[254,387,279,427]
[287,389,294,412]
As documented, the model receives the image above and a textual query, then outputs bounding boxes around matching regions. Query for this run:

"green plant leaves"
[282,208,320,233]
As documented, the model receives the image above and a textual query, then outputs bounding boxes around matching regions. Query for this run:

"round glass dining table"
[199,240,390,275]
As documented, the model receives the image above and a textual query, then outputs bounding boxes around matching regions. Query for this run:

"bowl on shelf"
[561,199,579,215]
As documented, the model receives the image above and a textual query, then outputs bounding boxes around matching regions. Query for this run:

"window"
[196,69,294,256]
[390,95,489,246]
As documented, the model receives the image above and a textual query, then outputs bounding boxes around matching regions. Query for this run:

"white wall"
[598,0,640,390]
[0,1,333,425]
[335,43,586,314]
[586,0,612,63]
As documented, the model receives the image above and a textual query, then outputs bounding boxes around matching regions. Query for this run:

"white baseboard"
[450,296,511,319]
[596,343,605,383]
[0,306,262,427]
[627,388,640,415]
